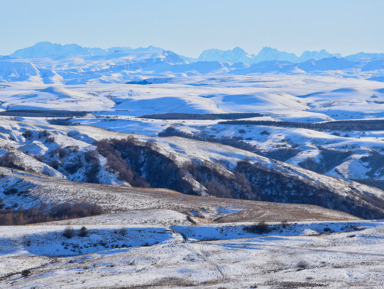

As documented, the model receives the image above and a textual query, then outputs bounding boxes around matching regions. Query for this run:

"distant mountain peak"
[198,47,253,63]
[232,46,246,53]
[254,47,299,63]
[10,42,167,59]
[197,46,346,64]
[299,49,341,62]
[10,42,105,58]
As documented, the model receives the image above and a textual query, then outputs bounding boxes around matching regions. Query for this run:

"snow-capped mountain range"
[1,42,384,84]
[198,47,342,63]
[6,41,384,63]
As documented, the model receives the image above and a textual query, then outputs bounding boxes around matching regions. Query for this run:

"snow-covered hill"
[1,118,384,218]
[0,60,40,82]
[2,74,384,185]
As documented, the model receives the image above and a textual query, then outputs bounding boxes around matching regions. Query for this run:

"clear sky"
[1,0,383,57]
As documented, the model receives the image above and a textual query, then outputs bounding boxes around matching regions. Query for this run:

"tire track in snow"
[181,243,226,279]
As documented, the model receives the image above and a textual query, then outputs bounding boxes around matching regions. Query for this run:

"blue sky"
[1,0,383,57]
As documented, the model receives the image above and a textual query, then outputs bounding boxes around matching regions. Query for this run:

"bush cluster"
[244,221,270,234]
[0,202,103,225]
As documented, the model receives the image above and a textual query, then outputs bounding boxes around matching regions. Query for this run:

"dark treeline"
[96,137,255,199]
[0,110,88,117]
[158,127,260,153]
[95,136,384,218]
[140,112,263,120]
[0,202,103,225]
[235,160,384,219]
[219,119,384,131]
[48,118,79,126]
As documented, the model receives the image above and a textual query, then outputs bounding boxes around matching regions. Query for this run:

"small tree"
[21,269,31,277]
[79,226,88,237]
[62,227,75,239]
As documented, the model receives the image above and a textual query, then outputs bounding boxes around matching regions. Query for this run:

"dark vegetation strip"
[96,136,384,219]
[0,202,103,225]
[0,110,88,117]
[96,137,255,199]
[140,112,263,120]
[219,119,384,131]
[47,118,79,126]
[235,160,384,219]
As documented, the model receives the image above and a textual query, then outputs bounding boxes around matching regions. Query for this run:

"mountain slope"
[0,166,359,225]
[0,60,40,82]
[299,49,341,62]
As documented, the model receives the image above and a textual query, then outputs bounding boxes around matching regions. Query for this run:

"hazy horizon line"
[3,41,384,59]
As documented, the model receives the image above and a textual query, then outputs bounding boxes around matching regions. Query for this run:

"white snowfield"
[1,74,384,119]
[2,74,384,181]
[1,221,384,288]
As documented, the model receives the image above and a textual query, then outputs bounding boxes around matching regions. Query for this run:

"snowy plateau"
[1,42,384,288]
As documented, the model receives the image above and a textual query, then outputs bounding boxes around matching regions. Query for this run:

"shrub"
[296,260,309,270]
[79,226,88,237]
[33,155,44,162]
[118,227,127,236]
[46,136,55,143]
[21,269,31,277]
[62,227,75,239]
[323,227,332,233]
[281,220,288,228]
[244,221,270,234]
[84,150,101,183]
[22,130,33,139]
[50,160,60,169]
[0,152,24,171]
[38,130,50,139]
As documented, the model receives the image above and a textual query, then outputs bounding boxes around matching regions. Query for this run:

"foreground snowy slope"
[1,220,384,288]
